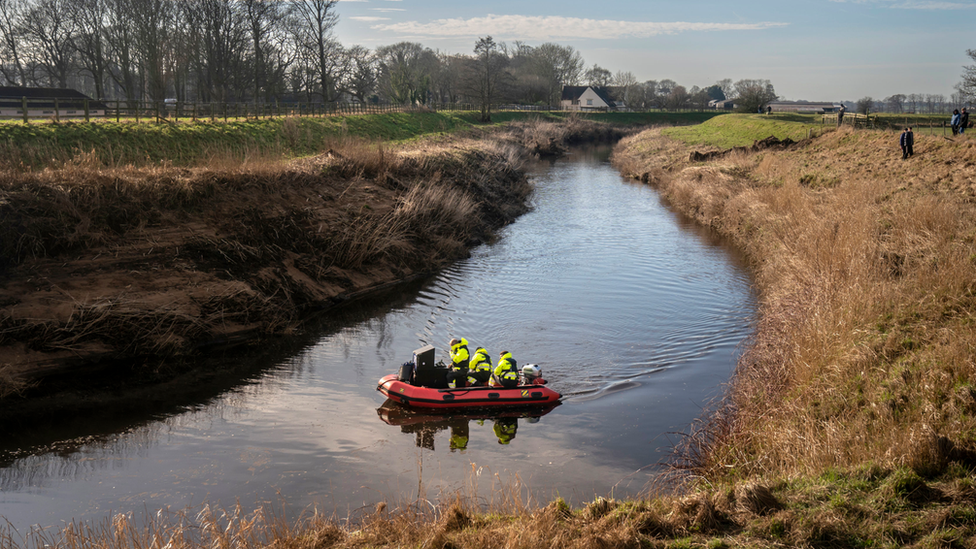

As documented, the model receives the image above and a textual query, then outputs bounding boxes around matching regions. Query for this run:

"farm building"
[709,99,735,110]
[766,101,842,114]
[561,86,627,111]
[0,86,108,119]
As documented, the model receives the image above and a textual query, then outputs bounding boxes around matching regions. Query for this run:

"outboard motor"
[521,364,546,385]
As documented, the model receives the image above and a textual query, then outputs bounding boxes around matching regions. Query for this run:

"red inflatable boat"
[376,345,562,410]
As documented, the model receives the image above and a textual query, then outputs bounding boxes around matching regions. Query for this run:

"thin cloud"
[369,14,788,40]
[351,16,391,21]
[370,7,406,11]
[829,0,976,8]
[890,1,976,8]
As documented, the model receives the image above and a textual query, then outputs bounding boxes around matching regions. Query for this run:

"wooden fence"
[0,97,715,124]
[0,98,421,123]
[822,112,874,129]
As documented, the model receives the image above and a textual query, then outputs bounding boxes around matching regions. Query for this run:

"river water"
[0,146,755,533]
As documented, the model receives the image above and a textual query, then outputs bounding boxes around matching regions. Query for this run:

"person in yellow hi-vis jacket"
[466,346,492,386]
[493,418,517,444]
[491,350,519,388]
[447,338,469,388]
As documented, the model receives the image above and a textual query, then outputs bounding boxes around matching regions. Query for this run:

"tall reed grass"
[1,121,570,391]
[614,126,976,484]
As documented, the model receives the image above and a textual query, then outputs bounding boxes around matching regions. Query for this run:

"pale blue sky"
[333,0,974,102]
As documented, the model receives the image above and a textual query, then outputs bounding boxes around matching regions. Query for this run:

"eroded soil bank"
[0,120,627,403]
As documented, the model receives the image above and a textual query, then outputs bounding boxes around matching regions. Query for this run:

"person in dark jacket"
[961,108,970,134]
[900,127,914,159]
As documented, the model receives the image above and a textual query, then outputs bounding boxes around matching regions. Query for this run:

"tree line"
[852,93,966,115]
[0,0,780,117]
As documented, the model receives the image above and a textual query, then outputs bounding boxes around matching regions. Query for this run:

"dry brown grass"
[0,132,534,395]
[614,126,976,483]
[4,465,975,549]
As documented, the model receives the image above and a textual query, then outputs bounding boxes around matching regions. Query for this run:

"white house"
[560,86,626,111]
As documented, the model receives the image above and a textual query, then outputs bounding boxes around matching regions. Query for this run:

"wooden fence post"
[54,97,59,122]
[84,98,90,122]
[22,96,28,124]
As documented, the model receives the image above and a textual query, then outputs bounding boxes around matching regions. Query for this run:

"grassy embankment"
[5,115,976,548]
[0,110,688,399]
[613,113,976,546]
[0,110,722,170]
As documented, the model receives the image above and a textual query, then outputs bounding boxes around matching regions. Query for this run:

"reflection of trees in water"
[1,389,247,491]
[0,420,163,491]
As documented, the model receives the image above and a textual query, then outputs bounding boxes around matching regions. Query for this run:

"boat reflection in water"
[376,400,558,451]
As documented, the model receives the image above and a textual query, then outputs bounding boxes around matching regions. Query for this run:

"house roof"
[561,86,590,101]
[0,86,94,99]
[767,101,840,109]
[561,85,624,106]
[0,86,107,109]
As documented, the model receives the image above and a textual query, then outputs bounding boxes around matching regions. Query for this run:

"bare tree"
[242,0,287,102]
[132,0,175,101]
[733,79,777,113]
[103,0,139,102]
[185,0,248,103]
[631,80,657,110]
[291,0,342,102]
[855,96,873,115]
[376,41,436,104]
[584,63,611,87]
[0,0,28,85]
[20,0,78,87]
[530,42,583,108]
[959,49,976,104]
[467,35,507,122]
[656,78,677,96]
[688,85,710,111]
[907,93,923,114]
[662,85,689,110]
[73,0,109,98]
[884,94,905,113]
[342,44,375,103]
[714,78,734,99]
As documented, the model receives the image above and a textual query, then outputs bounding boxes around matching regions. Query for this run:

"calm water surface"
[0,146,755,533]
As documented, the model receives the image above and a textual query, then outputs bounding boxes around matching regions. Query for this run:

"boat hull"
[376,374,561,410]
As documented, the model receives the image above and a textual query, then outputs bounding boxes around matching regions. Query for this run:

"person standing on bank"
[900,127,914,159]
[447,338,470,388]
[491,350,520,388]
[951,109,961,135]
[837,104,846,126]
[961,108,970,134]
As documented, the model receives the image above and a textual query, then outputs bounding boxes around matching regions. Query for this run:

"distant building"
[709,99,735,110]
[766,101,841,114]
[0,86,108,118]
[561,85,627,111]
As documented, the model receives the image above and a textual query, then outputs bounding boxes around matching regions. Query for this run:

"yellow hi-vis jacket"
[469,347,492,372]
[493,352,519,384]
[450,338,470,371]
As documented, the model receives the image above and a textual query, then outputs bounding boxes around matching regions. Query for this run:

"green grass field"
[661,113,824,149]
[0,110,731,169]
